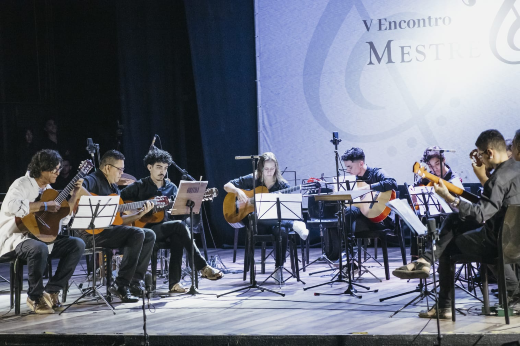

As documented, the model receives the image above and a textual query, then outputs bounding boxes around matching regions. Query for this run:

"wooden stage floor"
[1,247,520,345]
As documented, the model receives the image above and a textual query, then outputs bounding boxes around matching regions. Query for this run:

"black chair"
[0,252,24,315]
[450,204,520,324]
[354,214,407,280]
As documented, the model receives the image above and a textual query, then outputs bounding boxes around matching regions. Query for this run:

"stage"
[1,247,519,346]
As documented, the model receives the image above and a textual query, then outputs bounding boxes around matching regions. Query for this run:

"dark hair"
[341,147,365,162]
[143,148,173,167]
[513,130,520,153]
[100,150,125,168]
[475,129,506,152]
[421,146,445,163]
[505,139,513,152]
[28,149,62,178]
[255,152,286,184]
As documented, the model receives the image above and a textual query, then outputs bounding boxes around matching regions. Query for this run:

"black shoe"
[129,282,145,297]
[108,283,139,303]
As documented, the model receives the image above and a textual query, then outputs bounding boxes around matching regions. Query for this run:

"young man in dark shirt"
[394,130,520,319]
[80,150,156,303]
[415,146,463,188]
[120,148,222,293]
[341,147,398,233]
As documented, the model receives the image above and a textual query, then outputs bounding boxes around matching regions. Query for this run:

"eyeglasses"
[108,164,125,172]
[50,167,62,174]
[477,150,489,159]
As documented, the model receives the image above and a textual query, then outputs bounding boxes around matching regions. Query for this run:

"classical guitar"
[413,162,480,203]
[131,187,219,228]
[84,194,170,234]
[469,149,491,178]
[351,181,396,223]
[223,182,320,227]
[15,160,94,243]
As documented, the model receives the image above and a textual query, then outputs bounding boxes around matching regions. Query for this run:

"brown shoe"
[418,307,452,319]
[27,296,54,314]
[200,266,224,280]
[392,260,431,279]
[45,291,62,309]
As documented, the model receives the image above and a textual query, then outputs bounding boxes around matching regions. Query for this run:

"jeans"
[15,235,85,300]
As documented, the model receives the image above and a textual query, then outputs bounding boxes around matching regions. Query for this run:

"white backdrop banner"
[256,0,520,185]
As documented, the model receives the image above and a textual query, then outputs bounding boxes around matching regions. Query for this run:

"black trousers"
[150,220,207,288]
[78,225,155,287]
[422,213,519,308]
[343,206,395,234]
[256,220,292,267]
[15,235,85,300]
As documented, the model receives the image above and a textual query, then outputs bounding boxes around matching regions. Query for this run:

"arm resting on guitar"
[224,182,248,203]
[369,168,398,192]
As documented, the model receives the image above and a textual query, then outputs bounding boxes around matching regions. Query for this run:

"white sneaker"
[292,221,309,241]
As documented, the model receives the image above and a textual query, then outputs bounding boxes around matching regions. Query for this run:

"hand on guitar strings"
[433,179,455,203]
[43,201,61,213]
[235,189,249,204]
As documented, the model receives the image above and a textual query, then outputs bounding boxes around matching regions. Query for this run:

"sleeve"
[228,174,254,190]
[458,176,505,224]
[4,182,31,218]
[120,182,140,201]
[82,175,96,194]
[370,169,398,192]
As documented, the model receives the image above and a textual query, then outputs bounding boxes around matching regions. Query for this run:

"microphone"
[144,272,153,299]
[149,135,158,151]
[427,148,456,153]
[86,138,96,154]
[235,155,260,160]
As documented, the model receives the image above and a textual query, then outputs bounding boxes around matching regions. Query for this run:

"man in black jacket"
[120,148,222,293]
[393,130,520,319]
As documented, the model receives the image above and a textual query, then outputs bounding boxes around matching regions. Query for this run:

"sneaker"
[418,307,452,319]
[392,259,431,279]
[200,266,224,280]
[44,291,62,309]
[169,282,188,294]
[292,221,309,241]
[108,283,139,303]
[27,296,54,314]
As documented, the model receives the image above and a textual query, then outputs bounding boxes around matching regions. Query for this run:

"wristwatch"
[450,197,460,208]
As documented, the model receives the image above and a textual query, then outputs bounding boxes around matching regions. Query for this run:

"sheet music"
[408,185,450,216]
[386,199,427,235]
[72,195,120,229]
[256,193,303,221]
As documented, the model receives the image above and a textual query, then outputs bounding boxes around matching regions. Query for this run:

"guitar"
[15,160,94,243]
[351,181,396,223]
[84,194,170,234]
[223,182,320,227]
[413,162,480,203]
[131,187,219,228]
[469,149,491,178]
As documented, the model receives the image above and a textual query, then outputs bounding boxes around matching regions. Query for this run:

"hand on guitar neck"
[469,149,491,185]
[121,201,155,225]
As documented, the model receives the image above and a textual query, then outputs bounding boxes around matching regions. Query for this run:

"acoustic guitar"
[351,181,396,223]
[223,182,320,227]
[130,187,219,228]
[84,194,170,234]
[15,160,94,243]
[413,162,480,203]
[469,149,491,178]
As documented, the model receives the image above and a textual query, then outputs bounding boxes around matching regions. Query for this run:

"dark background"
[0,0,258,247]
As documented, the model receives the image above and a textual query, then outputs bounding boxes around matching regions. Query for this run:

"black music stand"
[170,180,208,295]
[256,193,305,287]
[304,190,377,298]
[60,195,119,315]
[217,155,284,298]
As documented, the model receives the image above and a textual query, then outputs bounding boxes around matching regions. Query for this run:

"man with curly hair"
[121,148,222,293]
[0,149,86,314]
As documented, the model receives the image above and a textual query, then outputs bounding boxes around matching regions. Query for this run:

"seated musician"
[0,150,85,314]
[120,148,222,294]
[223,152,309,279]
[414,146,463,188]
[393,130,520,319]
[78,150,156,303]
[341,147,397,234]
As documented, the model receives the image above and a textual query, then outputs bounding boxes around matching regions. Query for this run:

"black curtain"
[183,0,258,246]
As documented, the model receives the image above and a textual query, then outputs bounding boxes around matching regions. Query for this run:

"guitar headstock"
[469,149,483,167]
[412,162,427,178]
[154,196,170,208]
[202,188,218,202]
[78,160,94,175]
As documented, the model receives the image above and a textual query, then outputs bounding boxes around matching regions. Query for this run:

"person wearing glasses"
[394,130,520,319]
[120,148,223,294]
[224,152,309,281]
[79,150,156,303]
[414,146,463,188]
[0,149,86,314]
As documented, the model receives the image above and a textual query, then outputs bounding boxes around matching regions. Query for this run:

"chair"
[354,214,407,280]
[0,252,24,315]
[450,204,520,324]
[82,247,113,300]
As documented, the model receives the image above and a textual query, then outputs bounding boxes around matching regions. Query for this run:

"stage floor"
[1,247,520,345]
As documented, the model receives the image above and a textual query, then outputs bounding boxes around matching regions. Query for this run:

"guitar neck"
[420,171,480,204]
[119,199,156,213]
[273,185,302,194]
[54,170,89,204]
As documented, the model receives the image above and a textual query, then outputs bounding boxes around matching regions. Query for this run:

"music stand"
[256,193,305,287]
[60,195,119,315]
[304,190,377,298]
[170,180,208,295]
